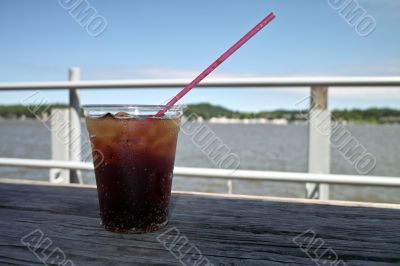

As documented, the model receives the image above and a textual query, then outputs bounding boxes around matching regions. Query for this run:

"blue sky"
[0,0,399,111]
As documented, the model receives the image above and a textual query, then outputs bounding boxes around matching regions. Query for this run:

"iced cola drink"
[83,105,183,233]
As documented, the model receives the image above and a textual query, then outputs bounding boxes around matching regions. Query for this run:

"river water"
[0,120,399,203]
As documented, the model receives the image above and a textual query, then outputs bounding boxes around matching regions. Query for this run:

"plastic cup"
[83,105,183,233]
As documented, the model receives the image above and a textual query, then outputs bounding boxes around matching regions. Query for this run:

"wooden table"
[0,179,399,266]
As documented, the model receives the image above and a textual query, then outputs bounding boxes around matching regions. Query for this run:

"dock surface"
[0,178,399,265]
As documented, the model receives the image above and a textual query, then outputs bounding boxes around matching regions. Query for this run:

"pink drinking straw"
[155,12,276,117]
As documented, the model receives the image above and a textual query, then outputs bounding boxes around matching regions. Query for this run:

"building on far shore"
[208,116,288,125]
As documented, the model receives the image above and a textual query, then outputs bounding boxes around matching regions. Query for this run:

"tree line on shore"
[185,103,400,124]
[0,103,399,124]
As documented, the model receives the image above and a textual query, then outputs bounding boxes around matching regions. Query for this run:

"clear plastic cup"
[83,105,183,233]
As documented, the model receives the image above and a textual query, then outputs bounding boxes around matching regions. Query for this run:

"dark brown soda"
[86,113,180,233]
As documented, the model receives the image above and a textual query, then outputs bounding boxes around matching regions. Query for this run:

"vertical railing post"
[227,180,233,194]
[49,109,70,183]
[306,86,330,200]
[69,67,82,184]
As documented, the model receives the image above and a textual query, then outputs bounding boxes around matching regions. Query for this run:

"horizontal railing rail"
[0,158,399,187]
[0,76,399,90]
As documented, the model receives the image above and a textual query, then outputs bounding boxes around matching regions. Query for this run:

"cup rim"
[82,104,185,118]
[82,104,185,110]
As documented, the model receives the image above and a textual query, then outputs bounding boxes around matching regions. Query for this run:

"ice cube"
[102,112,115,119]
[115,111,130,118]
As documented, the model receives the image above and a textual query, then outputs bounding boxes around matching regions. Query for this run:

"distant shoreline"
[1,117,399,126]
[0,103,399,125]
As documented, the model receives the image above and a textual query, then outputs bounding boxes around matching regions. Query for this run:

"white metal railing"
[0,68,399,200]
[0,76,400,89]
[0,158,399,187]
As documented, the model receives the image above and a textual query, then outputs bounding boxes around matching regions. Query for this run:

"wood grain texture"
[0,181,399,265]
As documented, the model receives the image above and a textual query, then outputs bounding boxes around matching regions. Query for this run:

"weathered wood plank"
[2,177,399,209]
[0,180,399,265]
